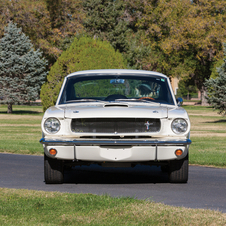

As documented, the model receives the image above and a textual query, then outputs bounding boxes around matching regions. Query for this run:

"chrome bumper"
[40,138,191,146]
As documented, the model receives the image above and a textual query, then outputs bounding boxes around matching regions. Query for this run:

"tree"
[83,0,150,69]
[0,23,48,113]
[176,78,198,100]
[0,0,85,67]
[83,0,131,52]
[136,0,226,105]
[40,36,126,111]
[210,58,224,79]
[205,44,226,115]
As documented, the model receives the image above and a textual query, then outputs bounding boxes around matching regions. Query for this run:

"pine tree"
[0,22,48,113]
[40,36,126,111]
[205,44,226,115]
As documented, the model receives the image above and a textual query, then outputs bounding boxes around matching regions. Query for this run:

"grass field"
[0,105,43,155]
[0,188,226,225]
[183,105,226,167]
[0,104,226,167]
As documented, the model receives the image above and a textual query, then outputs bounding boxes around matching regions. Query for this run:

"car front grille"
[71,118,160,133]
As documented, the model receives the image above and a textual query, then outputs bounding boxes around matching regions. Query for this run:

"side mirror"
[176,97,183,106]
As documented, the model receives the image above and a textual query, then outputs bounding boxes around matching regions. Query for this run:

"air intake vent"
[104,104,128,108]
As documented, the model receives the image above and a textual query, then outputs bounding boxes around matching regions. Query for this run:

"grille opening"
[71,118,161,133]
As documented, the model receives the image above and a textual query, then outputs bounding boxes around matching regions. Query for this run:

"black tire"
[168,154,188,183]
[44,154,64,184]
[161,165,169,173]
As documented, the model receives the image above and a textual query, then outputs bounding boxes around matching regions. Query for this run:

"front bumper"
[40,138,191,161]
[40,138,191,146]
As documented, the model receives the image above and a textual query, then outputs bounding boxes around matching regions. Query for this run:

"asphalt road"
[0,153,226,213]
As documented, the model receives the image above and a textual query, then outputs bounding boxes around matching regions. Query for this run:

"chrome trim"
[155,144,157,161]
[40,138,191,146]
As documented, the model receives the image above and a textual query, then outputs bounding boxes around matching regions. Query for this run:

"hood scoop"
[104,104,128,108]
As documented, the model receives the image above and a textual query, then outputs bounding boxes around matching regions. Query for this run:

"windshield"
[59,74,175,105]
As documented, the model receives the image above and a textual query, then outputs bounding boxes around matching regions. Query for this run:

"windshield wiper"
[66,98,159,104]
[66,99,105,103]
[115,98,156,103]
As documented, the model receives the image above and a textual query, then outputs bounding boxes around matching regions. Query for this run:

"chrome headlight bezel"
[44,117,61,134]
[171,118,188,134]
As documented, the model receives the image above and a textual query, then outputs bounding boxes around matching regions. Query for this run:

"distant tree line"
[1,0,226,111]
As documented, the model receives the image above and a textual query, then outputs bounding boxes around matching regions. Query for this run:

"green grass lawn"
[0,188,226,226]
[183,105,226,167]
[0,105,43,155]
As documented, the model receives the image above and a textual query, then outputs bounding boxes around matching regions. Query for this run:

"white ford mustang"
[40,69,191,184]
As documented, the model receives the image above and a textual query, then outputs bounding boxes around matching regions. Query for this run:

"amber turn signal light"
[175,149,183,156]
[49,148,57,156]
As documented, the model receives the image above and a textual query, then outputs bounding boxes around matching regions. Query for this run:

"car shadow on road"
[63,165,169,184]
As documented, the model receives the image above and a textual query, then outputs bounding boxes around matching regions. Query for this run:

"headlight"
[44,118,61,134]
[171,118,188,134]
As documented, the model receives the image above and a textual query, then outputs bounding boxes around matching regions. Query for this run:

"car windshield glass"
[59,74,175,105]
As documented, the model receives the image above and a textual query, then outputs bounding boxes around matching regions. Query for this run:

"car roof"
[66,69,168,78]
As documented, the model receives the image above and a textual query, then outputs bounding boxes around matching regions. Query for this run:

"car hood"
[44,103,189,120]
[64,103,169,119]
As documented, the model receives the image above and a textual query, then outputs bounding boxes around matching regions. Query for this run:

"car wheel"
[44,154,64,184]
[168,154,188,183]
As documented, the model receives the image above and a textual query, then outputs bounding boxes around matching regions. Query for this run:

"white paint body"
[40,69,191,164]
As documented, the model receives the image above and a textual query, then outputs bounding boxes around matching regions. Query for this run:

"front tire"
[168,154,188,183]
[44,154,64,184]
